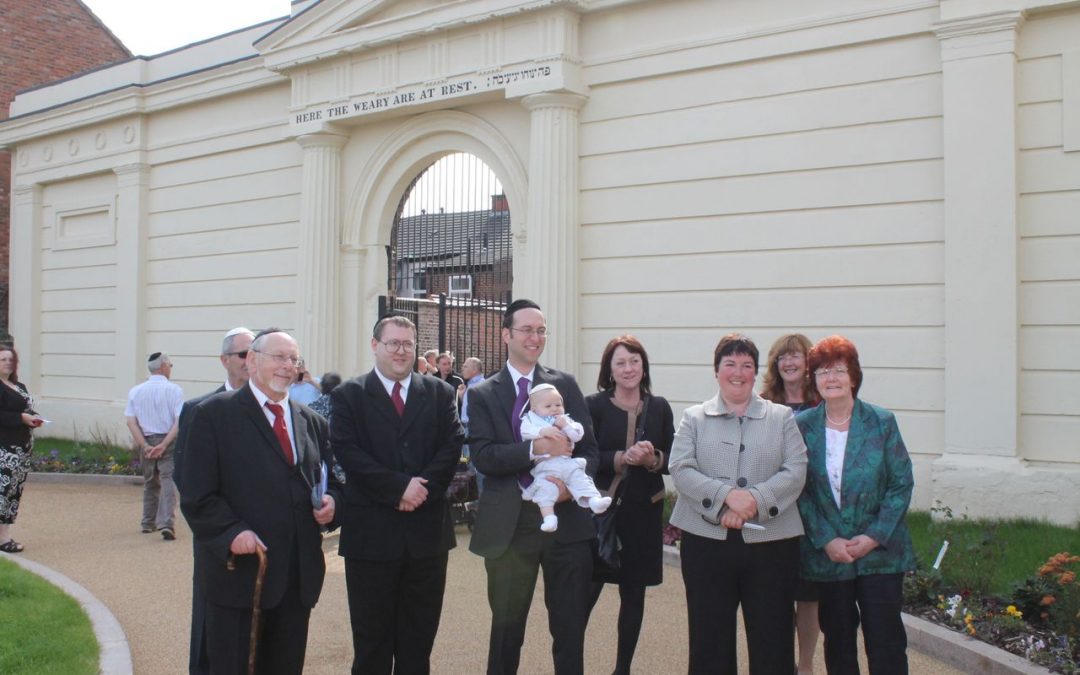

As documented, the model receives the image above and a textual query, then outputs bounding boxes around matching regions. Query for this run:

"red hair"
[807,335,862,398]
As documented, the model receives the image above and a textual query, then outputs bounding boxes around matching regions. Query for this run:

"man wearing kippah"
[124,351,184,541]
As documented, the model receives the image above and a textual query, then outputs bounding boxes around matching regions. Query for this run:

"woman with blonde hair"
[761,333,818,412]
[761,333,820,674]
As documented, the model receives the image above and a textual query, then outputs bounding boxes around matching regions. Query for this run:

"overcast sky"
[81,0,292,56]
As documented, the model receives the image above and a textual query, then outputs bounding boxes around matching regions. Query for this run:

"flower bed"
[30,437,140,476]
[905,553,1079,673]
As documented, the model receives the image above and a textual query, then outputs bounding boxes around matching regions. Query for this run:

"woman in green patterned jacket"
[796,335,916,675]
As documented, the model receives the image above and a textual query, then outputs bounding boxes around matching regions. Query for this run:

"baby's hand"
[552,416,569,429]
[538,427,562,439]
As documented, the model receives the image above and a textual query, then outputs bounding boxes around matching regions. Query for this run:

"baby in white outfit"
[519,383,611,532]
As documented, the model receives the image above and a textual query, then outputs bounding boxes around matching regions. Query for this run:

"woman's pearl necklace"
[826,410,852,426]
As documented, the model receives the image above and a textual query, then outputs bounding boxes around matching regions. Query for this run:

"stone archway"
[339,110,528,374]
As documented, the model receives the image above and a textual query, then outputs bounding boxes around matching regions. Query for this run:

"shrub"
[1036,553,1080,639]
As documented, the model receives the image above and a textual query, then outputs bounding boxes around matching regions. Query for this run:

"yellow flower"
[1005,605,1022,618]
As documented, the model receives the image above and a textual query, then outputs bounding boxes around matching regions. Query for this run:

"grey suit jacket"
[467,364,598,558]
[669,392,807,542]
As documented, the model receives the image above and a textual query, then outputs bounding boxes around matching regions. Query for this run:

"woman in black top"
[761,333,820,675]
[585,335,674,675]
[0,346,45,553]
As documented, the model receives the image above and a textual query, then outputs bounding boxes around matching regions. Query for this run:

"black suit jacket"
[179,383,341,610]
[174,384,226,494]
[467,364,599,558]
[330,370,464,561]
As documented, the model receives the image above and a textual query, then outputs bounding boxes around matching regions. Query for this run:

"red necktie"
[265,402,295,465]
[391,381,405,417]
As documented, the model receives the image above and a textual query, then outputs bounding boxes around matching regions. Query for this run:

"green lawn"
[0,559,98,674]
[907,510,1080,596]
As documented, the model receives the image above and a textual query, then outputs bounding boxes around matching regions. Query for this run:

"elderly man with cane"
[181,328,341,674]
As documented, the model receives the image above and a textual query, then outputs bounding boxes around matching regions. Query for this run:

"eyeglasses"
[814,366,849,378]
[379,340,417,353]
[225,351,248,359]
[253,350,301,367]
[509,326,549,338]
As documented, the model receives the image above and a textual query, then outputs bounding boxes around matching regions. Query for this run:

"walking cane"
[227,547,269,675]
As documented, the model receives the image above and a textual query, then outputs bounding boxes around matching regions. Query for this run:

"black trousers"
[204,578,311,675]
[587,581,647,675]
[189,543,209,675]
[484,518,593,675]
[681,530,799,675]
[345,552,449,675]
[817,573,907,675]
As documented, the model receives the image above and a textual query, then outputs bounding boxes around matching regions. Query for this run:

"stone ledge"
[0,553,133,675]
[663,544,1051,674]
[902,613,1050,675]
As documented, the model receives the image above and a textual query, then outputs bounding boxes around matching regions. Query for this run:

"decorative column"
[9,183,42,388]
[936,11,1024,457]
[933,10,1040,518]
[296,131,348,373]
[114,162,150,398]
[521,92,586,372]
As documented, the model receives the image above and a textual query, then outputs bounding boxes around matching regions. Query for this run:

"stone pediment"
[263,0,596,133]
[257,0,590,70]
[342,0,446,29]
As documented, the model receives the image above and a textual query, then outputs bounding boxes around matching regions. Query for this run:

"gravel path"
[14,480,963,674]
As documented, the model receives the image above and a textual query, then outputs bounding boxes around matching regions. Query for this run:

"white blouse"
[825,427,848,509]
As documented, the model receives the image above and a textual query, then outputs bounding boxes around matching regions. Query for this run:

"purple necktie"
[511,376,530,442]
[511,377,534,488]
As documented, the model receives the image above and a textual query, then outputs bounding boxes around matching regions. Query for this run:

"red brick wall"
[0,0,130,338]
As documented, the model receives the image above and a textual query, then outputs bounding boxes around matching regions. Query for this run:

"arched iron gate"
[379,153,512,375]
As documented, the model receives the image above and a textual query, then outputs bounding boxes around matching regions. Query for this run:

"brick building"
[0,0,130,337]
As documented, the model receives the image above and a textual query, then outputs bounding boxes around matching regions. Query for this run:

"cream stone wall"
[2,0,1079,522]
[575,0,946,507]
[1016,9,1080,465]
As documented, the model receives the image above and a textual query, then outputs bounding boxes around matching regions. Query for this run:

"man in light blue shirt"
[459,356,486,491]
[124,351,184,540]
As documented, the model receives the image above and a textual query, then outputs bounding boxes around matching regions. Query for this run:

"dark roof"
[393,209,512,267]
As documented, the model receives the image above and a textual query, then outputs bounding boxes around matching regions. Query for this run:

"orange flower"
[1058,571,1076,585]
[1040,595,1056,606]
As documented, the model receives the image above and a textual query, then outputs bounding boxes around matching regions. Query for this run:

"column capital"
[295,129,349,150]
[934,10,1025,60]
[521,92,587,113]
[12,183,40,199]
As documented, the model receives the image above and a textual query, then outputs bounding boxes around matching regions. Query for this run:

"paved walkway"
[14,479,965,674]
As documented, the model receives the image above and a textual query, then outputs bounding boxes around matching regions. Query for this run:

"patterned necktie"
[265,402,295,465]
[391,381,405,417]
[512,377,533,488]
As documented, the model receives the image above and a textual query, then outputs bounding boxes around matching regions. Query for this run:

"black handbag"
[593,396,650,579]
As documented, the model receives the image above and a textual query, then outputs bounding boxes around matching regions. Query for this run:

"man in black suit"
[180,329,340,675]
[175,326,254,675]
[468,299,599,675]
[331,315,464,675]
